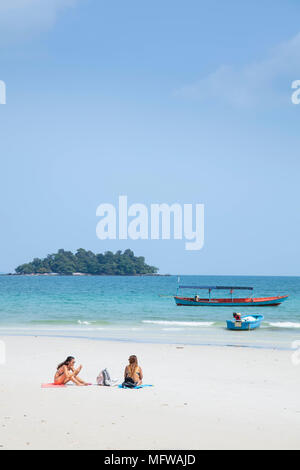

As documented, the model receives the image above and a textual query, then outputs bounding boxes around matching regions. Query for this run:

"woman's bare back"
[125,365,143,384]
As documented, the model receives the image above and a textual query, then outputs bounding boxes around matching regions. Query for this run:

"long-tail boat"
[174,286,288,307]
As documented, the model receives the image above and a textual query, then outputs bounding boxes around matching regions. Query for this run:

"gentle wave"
[142,320,215,327]
[268,322,300,329]
[162,328,185,331]
[27,319,111,326]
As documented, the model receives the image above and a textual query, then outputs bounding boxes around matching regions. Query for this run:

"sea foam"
[142,320,215,327]
[268,322,300,329]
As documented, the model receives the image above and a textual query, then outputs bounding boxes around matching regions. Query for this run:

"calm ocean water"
[0,275,299,349]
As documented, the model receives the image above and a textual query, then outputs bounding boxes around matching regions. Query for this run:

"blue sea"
[0,275,299,349]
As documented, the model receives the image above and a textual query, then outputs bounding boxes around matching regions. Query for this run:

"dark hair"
[57,356,75,370]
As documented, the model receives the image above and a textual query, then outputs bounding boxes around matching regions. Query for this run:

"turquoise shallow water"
[0,275,299,349]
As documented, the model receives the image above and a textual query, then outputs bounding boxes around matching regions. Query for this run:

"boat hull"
[226,315,264,331]
[174,296,288,307]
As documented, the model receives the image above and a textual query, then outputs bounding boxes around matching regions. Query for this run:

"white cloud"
[0,0,80,44]
[176,33,300,108]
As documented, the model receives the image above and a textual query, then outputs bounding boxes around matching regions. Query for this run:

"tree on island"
[15,249,158,276]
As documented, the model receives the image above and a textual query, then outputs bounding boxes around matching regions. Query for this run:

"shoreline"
[2,274,300,277]
[0,332,293,351]
[2,273,170,277]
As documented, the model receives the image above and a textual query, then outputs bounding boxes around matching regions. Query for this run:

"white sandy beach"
[0,335,300,450]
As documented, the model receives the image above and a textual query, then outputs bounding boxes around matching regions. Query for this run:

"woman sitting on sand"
[124,355,143,386]
[54,356,89,386]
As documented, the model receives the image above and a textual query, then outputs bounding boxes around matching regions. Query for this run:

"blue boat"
[226,314,264,331]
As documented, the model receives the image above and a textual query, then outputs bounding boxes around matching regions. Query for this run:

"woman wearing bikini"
[124,355,143,386]
[54,356,89,386]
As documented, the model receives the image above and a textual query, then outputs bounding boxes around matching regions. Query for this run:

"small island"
[15,249,159,276]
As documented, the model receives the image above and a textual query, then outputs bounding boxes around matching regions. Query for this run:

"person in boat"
[233,313,242,321]
[54,356,89,386]
[194,295,199,302]
[124,355,143,387]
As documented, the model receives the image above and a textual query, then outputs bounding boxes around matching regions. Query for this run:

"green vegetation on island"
[15,249,159,276]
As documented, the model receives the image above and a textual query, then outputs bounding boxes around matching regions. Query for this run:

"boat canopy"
[178,286,254,291]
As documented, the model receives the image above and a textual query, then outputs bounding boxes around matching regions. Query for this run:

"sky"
[0,0,300,275]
